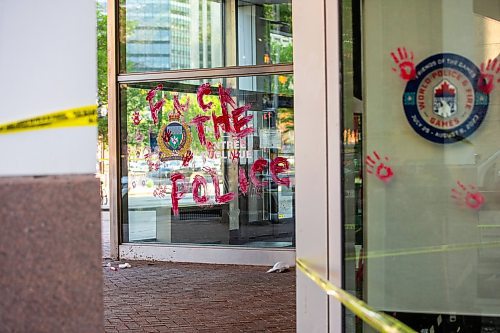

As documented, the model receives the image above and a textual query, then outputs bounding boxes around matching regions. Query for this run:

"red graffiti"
[212,107,232,140]
[250,158,269,189]
[478,57,500,95]
[218,84,237,109]
[146,84,165,125]
[173,94,190,114]
[391,47,416,81]
[197,83,213,111]
[231,104,254,139]
[153,185,168,198]
[194,83,254,143]
[191,115,211,146]
[239,167,249,195]
[366,151,394,183]
[270,157,291,187]
[204,167,235,204]
[132,111,142,125]
[170,173,187,216]
[148,155,290,212]
[192,175,209,204]
[182,150,193,167]
[451,181,485,210]
[230,150,240,163]
[148,160,160,171]
[206,141,216,159]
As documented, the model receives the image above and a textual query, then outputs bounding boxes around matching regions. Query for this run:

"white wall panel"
[0,0,97,176]
[294,0,331,331]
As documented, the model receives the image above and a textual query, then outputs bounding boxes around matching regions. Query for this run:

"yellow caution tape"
[296,259,417,333]
[0,105,98,135]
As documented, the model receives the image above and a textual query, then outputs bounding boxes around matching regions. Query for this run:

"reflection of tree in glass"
[277,108,294,145]
[97,3,108,148]
[97,4,108,108]
[263,3,293,64]
[97,3,138,149]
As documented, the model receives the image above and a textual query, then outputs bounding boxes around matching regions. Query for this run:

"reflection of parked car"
[146,160,183,185]
[129,161,148,173]
[190,156,221,171]
[163,160,183,171]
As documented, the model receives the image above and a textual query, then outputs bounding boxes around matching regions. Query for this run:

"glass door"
[342,0,500,331]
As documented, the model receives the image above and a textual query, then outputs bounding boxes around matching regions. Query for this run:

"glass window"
[119,0,224,72]
[342,0,500,331]
[118,0,293,73]
[119,74,295,247]
[238,0,293,66]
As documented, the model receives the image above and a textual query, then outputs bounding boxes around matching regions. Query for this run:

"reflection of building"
[125,0,222,71]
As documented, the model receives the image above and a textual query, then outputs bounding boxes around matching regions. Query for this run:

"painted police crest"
[403,53,489,144]
[158,110,192,161]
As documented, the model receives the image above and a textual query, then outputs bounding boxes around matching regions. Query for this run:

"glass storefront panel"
[119,75,295,247]
[238,0,293,66]
[119,0,224,72]
[342,0,500,331]
[118,0,293,73]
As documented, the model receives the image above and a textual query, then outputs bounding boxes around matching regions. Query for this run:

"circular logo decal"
[403,53,489,144]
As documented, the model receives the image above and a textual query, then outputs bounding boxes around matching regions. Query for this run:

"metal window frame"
[117,63,293,83]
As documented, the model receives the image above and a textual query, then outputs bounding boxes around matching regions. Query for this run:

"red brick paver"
[103,261,296,332]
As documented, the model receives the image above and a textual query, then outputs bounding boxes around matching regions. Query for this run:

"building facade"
[108,0,500,331]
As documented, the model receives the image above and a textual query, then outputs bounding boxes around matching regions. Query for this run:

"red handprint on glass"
[477,57,500,95]
[182,150,193,167]
[366,151,394,183]
[153,185,168,199]
[148,160,160,171]
[162,129,172,145]
[451,181,485,210]
[132,111,142,126]
[391,47,416,81]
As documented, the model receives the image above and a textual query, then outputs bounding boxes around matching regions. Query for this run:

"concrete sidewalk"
[101,213,296,332]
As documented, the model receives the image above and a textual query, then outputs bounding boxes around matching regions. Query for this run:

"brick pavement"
[103,261,296,332]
